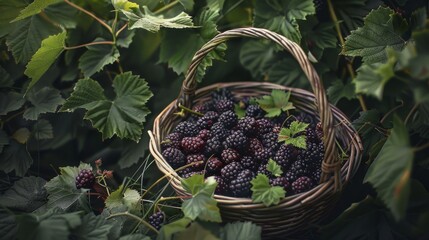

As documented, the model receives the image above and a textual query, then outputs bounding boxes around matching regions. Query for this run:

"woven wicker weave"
[149,27,363,238]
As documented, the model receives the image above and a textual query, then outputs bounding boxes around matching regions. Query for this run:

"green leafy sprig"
[277,121,309,149]
[256,89,295,118]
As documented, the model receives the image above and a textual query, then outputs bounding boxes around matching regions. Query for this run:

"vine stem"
[153,196,187,214]
[405,103,419,125]
[64,41,114,50]
[64,0,113,33]
[154,0,180,14]
[106,212,159,234]
[116,23,129,37]
[413,142,429,152]
[327,0,368,112]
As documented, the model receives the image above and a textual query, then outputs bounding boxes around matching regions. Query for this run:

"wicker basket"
[148,27,363,238]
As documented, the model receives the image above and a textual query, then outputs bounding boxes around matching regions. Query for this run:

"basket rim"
[149,81,363,208]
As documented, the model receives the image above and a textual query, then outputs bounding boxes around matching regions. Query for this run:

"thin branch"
[107,212,159,234]
[116,23,129,37]
[405,103,419,126]
[64,41,114,50]
[414,142,429,152]
[380,100,404,124]
[64,0,112,33]
[154,0,180,14]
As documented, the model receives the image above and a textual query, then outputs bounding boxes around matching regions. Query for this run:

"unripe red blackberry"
[206,157,224,176]
[181,137,205,154]
[75,169,95,189]
[221,148,240,164]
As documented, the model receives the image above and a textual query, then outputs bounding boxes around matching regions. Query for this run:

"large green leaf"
[221,222,262,240]
[364,116,413,220]
[157,217,193,240]
[343,7,408,64]
[330,0,375,33]
[254,0,315,43]
[0,209,17,240]
[71,213,113,240]
[105,185,141,212]
[78,41,120,78]
[61,72,153,142]
[0,140,33,176]
[327,78,356,104]
[0,66,14,88]
[118,138,147,168]
[0,176,47,212]
[44,3,79,29]
[12,0,62,22]
[239,40,275,79]
[0,92,25,116]
[0,0,27,38]
[23,86,65,120]
[6,15,59,64]
[32,119,54,140]
[267,57,308,88]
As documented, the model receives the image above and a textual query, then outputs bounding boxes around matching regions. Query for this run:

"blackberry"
[181,137,205,154]
[210,122,230,141]
[181,170,204,179]
[240,155,258,172]
[214,175,229,195]
[306,128,320,143]
[162,147,186,169]
[161,132,182,150]
[262,132,280,151]
[192,103,210,114]
[221,162,243,182]
[206,157,224,176]
[174,121,199,137]
[273,145,296,170]
[237,117,257,136]
[221,148,240,164]
[224,130,248,152]
[230,169,255,197]
[197,129,211,141]
[245,105,264,118]
[310,168,322,183]
[257,163,273,178]
[214,99,234,113]
[204,137,222,156]
[218,110,238,129]
[196,111,219,129]
[186,154,205,170]
[292,176,314,194]
[248,138,263,155]
[289,158,310,177]
[272,124,281,134]
[211,88,235,103]
[149,211,165,230]
[295,112,316,128]
[253,147,272,163]
[75,169,95,189]
[255,118,274,135]
[270,177,290,191]
[284,170,298,183]
[301,142,324,164]
[178,167,192,178]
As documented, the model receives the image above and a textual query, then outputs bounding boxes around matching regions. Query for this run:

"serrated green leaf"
[0,0,27,38]
[32,119,54,140]
[278,121,308,149]
[0,176,47,212]
[256,90,295,118]
[343,7,408,63]
[6,15,59,64]
[222,222,262,240]
[289,121,309,134]
[234,103,246,119]
[327,78,356,104]
[267,57,307,89]
[0,209,17,240]
[24,32,66,93]
[0,66,14,88]
[176,222,220,240]
[330,0,374,33]
[0,140,33,176]
[266,159,283,177]
[61,72,153,142]
[78,41,120,78]
[23,87,65,120]
[72,213,113,240]
[112,0,139,11]
[12,0,62,22]
[0,130,9,154]
[0,92,25,116]
[364,116,413,221]
[105,185,141,212]
[118,138,146,168]
[123,6,194,32]
[11,128,30,144]
[44,163,92,210]
[116,29,135,48]
[239,40,275,79]
[354,49,396,100]
[157,217,192,240]
[44,3,79,29]
[251,174,285,206]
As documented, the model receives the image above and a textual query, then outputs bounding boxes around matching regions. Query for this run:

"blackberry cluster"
[161,88,328,198]
[149,211,165,230]
[75,169,95,189]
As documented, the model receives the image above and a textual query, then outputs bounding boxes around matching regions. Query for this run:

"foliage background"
[0,0,429,239]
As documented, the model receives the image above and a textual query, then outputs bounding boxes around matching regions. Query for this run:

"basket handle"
[177,27,341,190]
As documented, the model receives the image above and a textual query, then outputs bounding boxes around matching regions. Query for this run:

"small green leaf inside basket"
[251,174,286,207]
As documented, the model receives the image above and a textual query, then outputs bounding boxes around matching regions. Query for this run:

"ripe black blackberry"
[284,170,298,183]
[292,176,314,193]
[253,147,272,163]
[149,211,165,230]
[162,147,186,169]
[248,138,263,155]
[221,162,244,182]
[161,132,182,150]
[210,122,230,141]
[301,142,324,163]
[181,170,204,179]
[178,167,192,178]
[75,169,95,189]
[255,118,274,135]
[270,177,290,191]
[306,128,320,143]
[196,111,219,129]
[204,136,222,156]
[224,130,248,152]
[197,129,211,141]
[257,163,273,178]
[240,155,258,172]
[230,169,255,197]
[181,137,205,154]
[237,116,257,136]
[214,175,229,195]
[174,121,199,137]
[310,168,322,183]
[211,88,235,103]
[214,99,234,113]
[206,157,224,176]
[262,132,280,151]
[221,148,240,164]
[273,145,296,170]
[289,158,310,177]
[218,110,238,129]
[295,112,316,128]
[186,154,205,171]
[245,105,263,118]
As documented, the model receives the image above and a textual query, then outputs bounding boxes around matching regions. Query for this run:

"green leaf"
[256,90,295,118]
[61,72,153,142]
[176,222,220,240]
[78,41,120,78]
[221,222,262,240]
[12,0,62,22]
[327,78,356,104]
[32,119,54,140]
[267,58,307,89]
[116,29,135,48]
[0,140,33,176]
[23,87,65,120]
[44,163,92,210]
[343,7,408,64]
[266,159,283,177]
[254,0,315,43]
[330,0,374,33]
[157,217,192,240]
[44,3,79,29]
[105,185,141,212]
[179,0,194,11]
[0,0,27,38]
[354,49,396,100]
[0,176,47,212]
[239,40,275,79]
[251,174,285,207]
[0,209,17,240]
[234,103,246,119]
[120,234,151,240]
[0,66,14,88]
[278,121,308,149]
[0,92,25,116]
[181,175,222,222]
[123,6,194,32]
[364,116,413,220]
[72,213,113,240]
[112,0,139,11]
[0,130,9,154]
[6,15,59,64]
[24,32,66,93]
[118,138,147,168]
